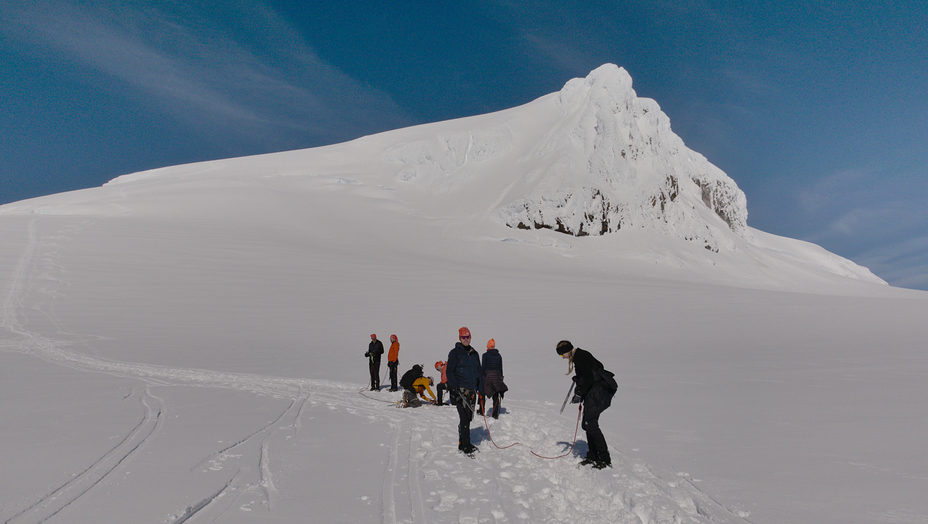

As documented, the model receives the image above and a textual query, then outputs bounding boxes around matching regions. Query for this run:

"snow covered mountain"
[493,65,749,246]
[3,63,880,290]
[3,65,925,524]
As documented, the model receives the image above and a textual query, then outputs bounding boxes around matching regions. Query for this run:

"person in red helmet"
[364,334,384,391]
[446,326,482,456]
[434,360,449,405]
[480,338,508,419]
[387,334,400,392]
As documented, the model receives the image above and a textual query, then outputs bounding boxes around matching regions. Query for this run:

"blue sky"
[2,0,926,290]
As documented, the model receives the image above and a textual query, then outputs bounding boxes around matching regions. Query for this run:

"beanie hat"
[459,326,471,339]
[435,361,444,370]
[556,340,574,355]
[486,338,496,350]
[390,334,397,342]
[371,334,377,339]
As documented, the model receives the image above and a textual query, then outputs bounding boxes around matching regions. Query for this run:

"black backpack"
[596,368,618,393]
[400,365,423,390]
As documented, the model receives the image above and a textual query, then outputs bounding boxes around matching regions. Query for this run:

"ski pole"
[559,381,576,414]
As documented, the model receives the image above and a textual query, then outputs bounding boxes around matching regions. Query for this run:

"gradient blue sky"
[3,0,926,290]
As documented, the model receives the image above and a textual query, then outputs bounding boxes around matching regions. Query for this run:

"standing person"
[365,334,384,391]
[447,327,482,455]
[481,339,508,419]
[556,340,618,469]
[387,334,400,392]
[434,361,449,405]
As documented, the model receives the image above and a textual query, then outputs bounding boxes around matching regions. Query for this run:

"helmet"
[390,334,397,342]
[434,361,444,370]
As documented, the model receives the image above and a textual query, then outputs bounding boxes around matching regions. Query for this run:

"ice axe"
[458,389,476,414]
[560,381,576,414]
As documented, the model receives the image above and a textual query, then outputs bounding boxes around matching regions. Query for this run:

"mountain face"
[1,64,884,288]
[495,65,749,253]
[384,64,749,253]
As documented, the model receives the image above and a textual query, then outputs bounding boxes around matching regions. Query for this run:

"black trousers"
[455,389,477,448]
[436,383,448,405]
[388,361,398,389]
[369,358,381,389]
[581,385,614,464]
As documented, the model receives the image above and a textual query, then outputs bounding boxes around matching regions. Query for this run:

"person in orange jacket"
[387,334,400,392]
[434,361,449,405]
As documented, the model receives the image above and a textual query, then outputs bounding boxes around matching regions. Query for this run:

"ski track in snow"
[1,218,752,524]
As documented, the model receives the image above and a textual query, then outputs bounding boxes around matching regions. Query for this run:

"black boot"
[579,451,599,466]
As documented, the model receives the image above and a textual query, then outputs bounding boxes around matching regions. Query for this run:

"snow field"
[2,63,928,523]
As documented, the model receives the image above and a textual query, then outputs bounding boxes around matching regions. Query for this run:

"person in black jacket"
[365,334,384,391]
[557,340,617,469]
[399,364,425,407]
[447,326,483,455]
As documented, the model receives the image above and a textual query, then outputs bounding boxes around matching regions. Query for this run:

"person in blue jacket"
[446,326,482,455]
[480,338,507,419]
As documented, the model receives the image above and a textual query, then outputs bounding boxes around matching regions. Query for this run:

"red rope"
[358,387,398,404]
[480,403,522,450]
[362,386,584,460]
[529,403,583,459]
[479,400,583,459]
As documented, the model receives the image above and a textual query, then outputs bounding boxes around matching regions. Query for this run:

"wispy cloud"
[796,166,928,289]
[855,235,928,290]
[519,31,598,77]
[4,0,413,149]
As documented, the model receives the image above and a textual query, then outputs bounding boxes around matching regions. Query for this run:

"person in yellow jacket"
[402,376,436,407]
[413,377,437,403]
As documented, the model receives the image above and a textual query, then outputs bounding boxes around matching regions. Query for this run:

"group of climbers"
[365,334,401,391]
[364,329,616,468]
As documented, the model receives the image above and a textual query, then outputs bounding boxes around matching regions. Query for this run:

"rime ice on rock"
[494,64,750,252]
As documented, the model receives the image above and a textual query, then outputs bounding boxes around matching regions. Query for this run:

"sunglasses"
[461,335,471,340]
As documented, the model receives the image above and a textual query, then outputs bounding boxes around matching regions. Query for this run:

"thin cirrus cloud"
[6,0,413,148]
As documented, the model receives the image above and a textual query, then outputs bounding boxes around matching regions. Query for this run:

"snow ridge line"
[0,218,37,336]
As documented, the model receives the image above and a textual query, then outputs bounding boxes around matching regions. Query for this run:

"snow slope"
[1,66,927,524]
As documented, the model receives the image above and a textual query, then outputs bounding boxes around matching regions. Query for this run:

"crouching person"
[400,364,425,407]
